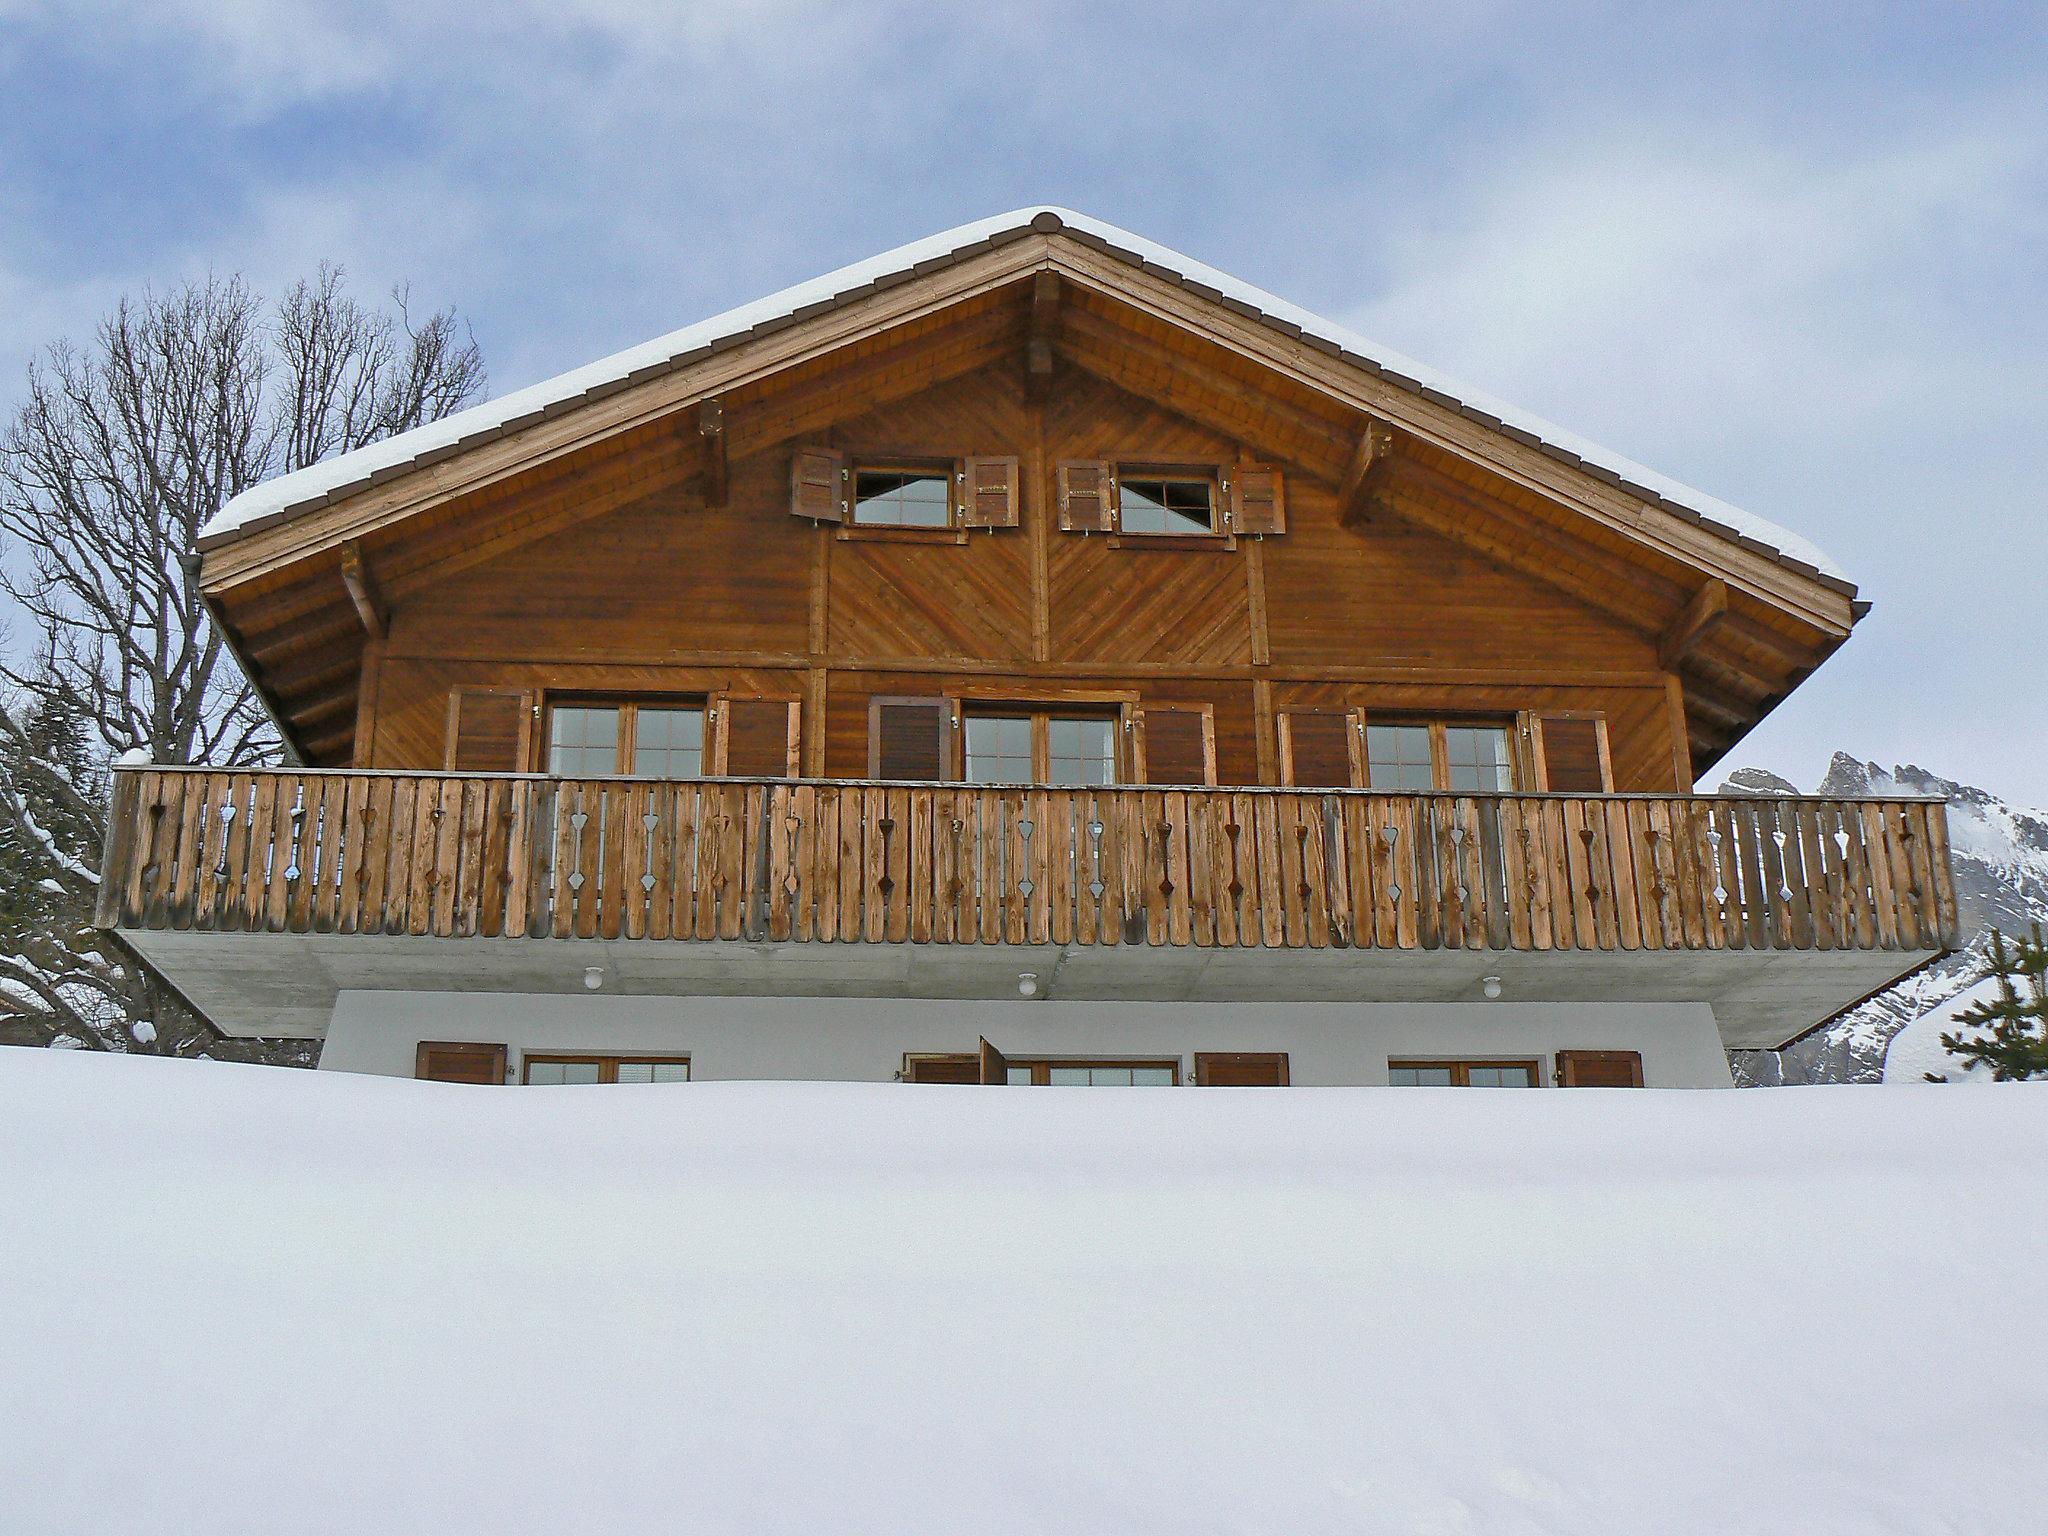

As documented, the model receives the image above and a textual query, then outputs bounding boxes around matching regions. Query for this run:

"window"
[1003,1059,1180,1085]
[1281,711,1519,791]
[524,1054,691,1085]
[1116,470,1217,535]
[547,701,705,777]
[962,708,1120,786]
[851,465,953,528]
[1388,1059,1539,1087]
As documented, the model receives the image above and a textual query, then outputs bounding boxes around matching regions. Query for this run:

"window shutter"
[789,446,846,522]
[1056,459,1113,532]
[414,1041,507,1084]
[1137,706,1216,786]
[978,1036,1011,1085]
[1278,709,1359,787]
[903,1052,979,1084]
[444,688,533,772]
[1555,1049,1644,1087]
[868,696,955,781]
[962,455,1020,529]
[716,696,800,777]
[1229,465,1286,535]
[1195,1052,1290,1086]
[1531,713,1612,793]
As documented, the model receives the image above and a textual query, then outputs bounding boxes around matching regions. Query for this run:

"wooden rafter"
[1658,579,1729,671]
[1026,271,1059,404]
[338,542,386,640]
[698,398,728,509]
[1337,419,1397,526]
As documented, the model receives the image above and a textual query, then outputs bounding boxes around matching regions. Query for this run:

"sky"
[0,1,2043,802]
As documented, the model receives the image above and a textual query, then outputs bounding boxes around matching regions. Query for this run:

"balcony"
[97,768,1958,1047]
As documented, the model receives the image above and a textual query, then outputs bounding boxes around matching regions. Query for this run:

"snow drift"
[2,1050,2044,1535]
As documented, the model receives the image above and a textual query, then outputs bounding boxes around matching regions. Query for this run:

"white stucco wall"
[318,991,1736,1087]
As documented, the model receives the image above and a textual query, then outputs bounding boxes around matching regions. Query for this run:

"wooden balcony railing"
[97,769,1959,956]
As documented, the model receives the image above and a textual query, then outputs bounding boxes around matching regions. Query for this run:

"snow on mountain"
[1724,753,2048,1085]
[4,1048,2046,1534]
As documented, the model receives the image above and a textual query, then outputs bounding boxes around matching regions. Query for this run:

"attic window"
[1116,471,1216,535]
[852,465,953,528]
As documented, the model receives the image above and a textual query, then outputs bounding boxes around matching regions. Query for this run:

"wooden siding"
[100,769,1959,961]
[361,353,1687,790]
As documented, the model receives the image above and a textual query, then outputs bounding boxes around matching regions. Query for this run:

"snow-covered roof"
[201,206,1850,591]
[4,1048,2040,1532]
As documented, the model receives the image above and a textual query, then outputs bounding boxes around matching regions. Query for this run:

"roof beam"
[1025,271,1059,405]
[1658,579,1729,671]
[338,542,386,640]
[1337,419,1397,527]
[697,399,728,509]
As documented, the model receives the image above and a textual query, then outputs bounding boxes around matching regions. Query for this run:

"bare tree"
[0,267,484,1056]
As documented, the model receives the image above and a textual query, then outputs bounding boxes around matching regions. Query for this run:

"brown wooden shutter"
[444,688,533,771]
[716,696,800,777]
[962,455,1020,529]
[1195,1052,1290,1086]
[903,1052,979,1084]
[414,1041,507,1084]
[1555,1049,1644,1087]
[868,695,955,781]
[1137,706,1216,786]
[978,1036,1011,1084]
[1229,465,1286,535]
[1278,709,1359,787]
[790,446,846,522]
[1056,459,1113,532]
[1531,714,1612,793]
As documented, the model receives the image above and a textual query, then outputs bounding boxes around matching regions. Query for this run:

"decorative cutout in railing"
[97,770,1960,955]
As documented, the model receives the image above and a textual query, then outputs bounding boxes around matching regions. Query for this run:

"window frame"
[839,455,968,543]
[1386,1057,1542,1087]
[958,701,1127,787]
[1109,462,1231,546]
[543,694,711,778]
[1278,707,1524,792]
[522,1053,693,1085]
[1002,1056,1183,1085]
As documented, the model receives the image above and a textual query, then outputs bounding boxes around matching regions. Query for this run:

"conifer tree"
[1933,925,2048,1081]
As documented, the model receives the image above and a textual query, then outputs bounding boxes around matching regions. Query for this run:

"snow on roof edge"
[200,207,1851,589]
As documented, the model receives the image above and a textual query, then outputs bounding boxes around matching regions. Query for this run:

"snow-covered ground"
[3,1050,2044,1535]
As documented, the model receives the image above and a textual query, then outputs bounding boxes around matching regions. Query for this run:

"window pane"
[1366,723,1435,791]
[529,1059,602,1085]
[615,1061,653,1084]
[1444,726,1513,793]
[1470,1065,1536,1087]
[1047,716,1117,786]
[852,469,951,527]
[1117,476,1214,535]
[964,714,1034,785]
[1128,1066,1175,1086]
[1048,1066,1091,1085]
[1389,1065,1454,1086]
[1006,1066,1032,1084]
[549,706,621,776]
[631,707,704,778]
[649,1062,690,1083]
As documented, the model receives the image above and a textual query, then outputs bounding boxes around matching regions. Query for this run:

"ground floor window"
[1004,1059,1179,1086]
[524,1054,692,1085]
[1388,1059,1540,1087]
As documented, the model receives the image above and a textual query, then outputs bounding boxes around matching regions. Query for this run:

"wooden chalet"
[96,209,1956,1088]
